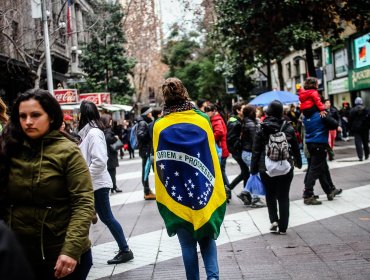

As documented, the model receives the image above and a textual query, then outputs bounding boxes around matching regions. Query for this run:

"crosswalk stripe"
[88,184,370,279]
[111,156,368,207]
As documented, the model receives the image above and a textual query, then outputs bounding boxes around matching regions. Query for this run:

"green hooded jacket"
[3,130,94,262]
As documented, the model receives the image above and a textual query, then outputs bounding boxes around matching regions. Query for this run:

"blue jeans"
[94,188,129,251]
[176,228,219,280]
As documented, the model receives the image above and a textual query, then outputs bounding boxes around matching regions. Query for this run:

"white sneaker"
[270,222,278,233]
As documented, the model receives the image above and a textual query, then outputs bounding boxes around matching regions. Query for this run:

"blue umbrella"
[249,90,299,107]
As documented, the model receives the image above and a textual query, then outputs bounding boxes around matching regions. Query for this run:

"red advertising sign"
[54,89,79,104]
[79,93,111,105]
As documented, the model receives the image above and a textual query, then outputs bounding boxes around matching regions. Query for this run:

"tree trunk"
[34,60,45,89]
[277,59,284,90]
[305,40,316,77]
[267,58,272,91]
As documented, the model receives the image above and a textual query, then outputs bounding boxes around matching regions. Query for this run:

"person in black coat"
[250,100,302,235]
[101,115,122,193]
[349,97,369,161]
[226,102,251,203]
[136,106,156,200]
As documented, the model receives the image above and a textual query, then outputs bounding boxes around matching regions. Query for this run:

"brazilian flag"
[153,109,226,240]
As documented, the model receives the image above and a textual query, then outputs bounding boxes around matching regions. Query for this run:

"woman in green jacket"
[0,89,94,279]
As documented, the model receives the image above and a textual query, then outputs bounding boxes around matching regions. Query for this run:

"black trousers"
[108,167,117,189]
[229,154,250,190]
[353,131,369,160]
[141,155,150,194]
[303,143,333,198]
[261,170,293,232]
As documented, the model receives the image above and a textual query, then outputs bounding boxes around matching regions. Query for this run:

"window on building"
[286,62,291,78]
[294,59,300,77]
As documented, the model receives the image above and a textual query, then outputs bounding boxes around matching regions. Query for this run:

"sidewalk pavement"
[91,184,370,280]
[89,140,370,280]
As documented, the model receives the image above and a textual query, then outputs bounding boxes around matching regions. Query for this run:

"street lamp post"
[41,0,54,94]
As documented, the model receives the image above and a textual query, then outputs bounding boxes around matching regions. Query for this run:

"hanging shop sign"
[349,65,370,91]
[327,77,349,95]
[79,92,111,105]
[54,89,79,104]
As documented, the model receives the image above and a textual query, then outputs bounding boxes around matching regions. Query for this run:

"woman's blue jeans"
[176,228,219,280]
[94,188,129,251]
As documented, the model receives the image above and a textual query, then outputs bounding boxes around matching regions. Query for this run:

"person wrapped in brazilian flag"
[153,77,226,280]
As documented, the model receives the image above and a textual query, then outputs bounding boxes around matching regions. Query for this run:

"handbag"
[110,138,123,150]
[244,174,265,196]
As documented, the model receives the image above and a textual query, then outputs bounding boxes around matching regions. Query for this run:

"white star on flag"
[195,172,199,176]
[171,191,176,196]
[188,192,193,197]
[174,171,179,176]
[160,163,165,170]
[177,195,182,201]
[197,152,200,158]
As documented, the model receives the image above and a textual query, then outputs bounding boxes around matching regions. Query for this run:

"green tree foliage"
[80,2,135,102]
[161,27,227,103]
[214,0,370,81]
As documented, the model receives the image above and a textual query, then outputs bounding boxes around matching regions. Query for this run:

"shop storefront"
[348,65,370,107]
[327,77,351,108]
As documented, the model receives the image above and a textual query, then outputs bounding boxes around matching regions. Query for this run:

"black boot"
[111,187,122,193]
[107,250,134,264]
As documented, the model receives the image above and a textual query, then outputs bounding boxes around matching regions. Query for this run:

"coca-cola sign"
[54,89,78,104]
[79,93,111,105]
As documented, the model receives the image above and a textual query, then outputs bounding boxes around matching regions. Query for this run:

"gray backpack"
[266,121,289,161]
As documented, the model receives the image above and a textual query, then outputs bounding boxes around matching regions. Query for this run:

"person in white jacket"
[78,100,134,264]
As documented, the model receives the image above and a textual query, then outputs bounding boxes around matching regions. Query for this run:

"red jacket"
[210,114,230,158]
[299,88,325,111]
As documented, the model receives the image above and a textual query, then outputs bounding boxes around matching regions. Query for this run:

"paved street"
[88,140,370,280]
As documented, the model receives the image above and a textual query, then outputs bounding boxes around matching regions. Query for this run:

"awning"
[60,103,80,110]
[99,104,133,112]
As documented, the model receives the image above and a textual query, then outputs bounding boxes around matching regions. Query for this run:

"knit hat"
[355,97,363,105]
[266,100,283,118]
[140,106,152,115]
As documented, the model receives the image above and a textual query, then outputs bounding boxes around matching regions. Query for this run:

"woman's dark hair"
[4,89,63,144]
[232,102,243,115]
[0,89,63,178]
[266,100,283,118]
[78,100,104,131]
[100,114,112,129]
[242,105,256,120]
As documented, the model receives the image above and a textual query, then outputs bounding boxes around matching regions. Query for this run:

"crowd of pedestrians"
[0,75,369,279]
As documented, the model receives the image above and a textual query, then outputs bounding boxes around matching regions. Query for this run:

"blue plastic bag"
[244,174,265,196]
[215,144,222,162]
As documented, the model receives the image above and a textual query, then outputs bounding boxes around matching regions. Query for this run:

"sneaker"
[270,222,278,233]
[313,194,319,199]
[304,196,322,205]
[278,231,287,235]
[250,197,265,208]
[107,250,134,264]
[327,188,342,201]
[237,191,252,205]
[144,192,156,200]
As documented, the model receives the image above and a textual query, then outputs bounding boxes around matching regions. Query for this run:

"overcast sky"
[157,0,203,37]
